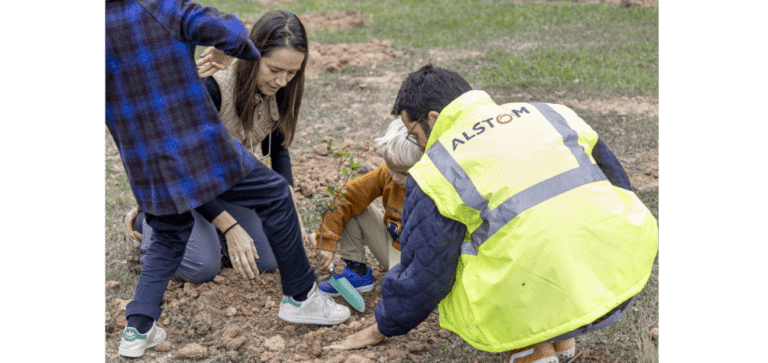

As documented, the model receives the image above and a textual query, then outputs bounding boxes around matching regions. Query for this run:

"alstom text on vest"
[451,106,530,151]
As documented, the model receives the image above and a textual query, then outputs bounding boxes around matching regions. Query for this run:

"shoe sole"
[277,311,351,325]
[506,348,534,363]
[556,349,576,361]
[118,328,166,358]
[555,339,576,361]
[320,283,374,297]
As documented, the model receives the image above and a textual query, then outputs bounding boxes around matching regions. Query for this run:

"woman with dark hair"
[124,10,310,283]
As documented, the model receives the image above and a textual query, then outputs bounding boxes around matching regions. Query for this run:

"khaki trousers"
[335,205,401,271]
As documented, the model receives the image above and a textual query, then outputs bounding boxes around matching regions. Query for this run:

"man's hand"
[318,249,335,271]
[196,46,233,77]
[325,323,385,350]
[225,224,260,279]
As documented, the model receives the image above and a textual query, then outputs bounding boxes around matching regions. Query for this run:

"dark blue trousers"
[126,162,315,321]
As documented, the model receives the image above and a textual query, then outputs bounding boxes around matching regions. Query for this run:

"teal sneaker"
[319,266,374,297]
[118,322,166,358]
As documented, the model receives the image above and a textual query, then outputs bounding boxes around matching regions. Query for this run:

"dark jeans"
[126,162,315,321]
[548,297,634,342]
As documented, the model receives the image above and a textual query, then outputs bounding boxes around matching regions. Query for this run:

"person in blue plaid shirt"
[106,0,350,358]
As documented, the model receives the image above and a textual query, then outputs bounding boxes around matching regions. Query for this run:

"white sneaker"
[118,322,166,358]
[278,282,351,325]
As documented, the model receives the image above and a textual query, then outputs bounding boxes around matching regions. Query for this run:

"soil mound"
[251,0,298,6]
[290,136,386,207]
[628,149,658,191]
[298,10,370,35]
[305,39,405,78]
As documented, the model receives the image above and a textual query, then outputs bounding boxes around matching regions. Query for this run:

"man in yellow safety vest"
[329,65,658,363]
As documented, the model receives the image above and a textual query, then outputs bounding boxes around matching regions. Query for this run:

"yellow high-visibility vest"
[408,91,658,352]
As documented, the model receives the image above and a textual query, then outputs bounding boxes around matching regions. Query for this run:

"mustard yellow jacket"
[315,165,404,252]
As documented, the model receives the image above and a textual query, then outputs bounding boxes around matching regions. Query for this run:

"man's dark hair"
[391,64,472,121]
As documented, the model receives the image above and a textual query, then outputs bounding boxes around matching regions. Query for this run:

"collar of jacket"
[425,90,495,151]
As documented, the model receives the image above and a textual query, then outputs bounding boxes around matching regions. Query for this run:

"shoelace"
[315,291,337,317]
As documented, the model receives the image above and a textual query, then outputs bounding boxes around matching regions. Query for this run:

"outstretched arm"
[137,0,260,61]
[374,177,466,337]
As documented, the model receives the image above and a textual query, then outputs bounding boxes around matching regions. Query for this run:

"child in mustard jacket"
[315,118,423,295]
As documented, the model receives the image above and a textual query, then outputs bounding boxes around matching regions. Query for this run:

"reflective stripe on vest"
[425,102,608,256]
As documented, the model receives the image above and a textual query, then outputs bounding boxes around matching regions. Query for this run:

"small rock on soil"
[176,343,207,359]
[648,327,659,340]
[155,341,172,352]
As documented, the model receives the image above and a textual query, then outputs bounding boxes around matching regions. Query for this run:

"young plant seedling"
[312,140,362,271]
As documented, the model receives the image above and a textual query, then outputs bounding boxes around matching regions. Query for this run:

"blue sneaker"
[319,266,374,297]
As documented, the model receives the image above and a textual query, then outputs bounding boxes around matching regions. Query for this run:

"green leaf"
[342,168,348,175]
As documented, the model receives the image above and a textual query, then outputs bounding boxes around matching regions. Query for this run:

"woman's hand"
[225,224,260,279]
[196,46,233,77]
[318,249,335,271]
[325,323,385,350]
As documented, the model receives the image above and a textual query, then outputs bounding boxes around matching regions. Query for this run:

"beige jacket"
[211,60,280,153]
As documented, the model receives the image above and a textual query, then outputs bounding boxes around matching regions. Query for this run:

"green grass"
[196,0,658,97]
[105,127,141,288]
[475,39,657,95]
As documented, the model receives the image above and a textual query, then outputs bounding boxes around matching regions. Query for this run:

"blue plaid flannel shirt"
[106,0,261,215]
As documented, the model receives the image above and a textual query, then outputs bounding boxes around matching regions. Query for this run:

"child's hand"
[319,249,335,271]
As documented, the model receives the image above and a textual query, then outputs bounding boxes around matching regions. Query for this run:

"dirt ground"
[250,0,299,7]
[105,4,658,362]
[298,11,371,36]
[548,0,658,6]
